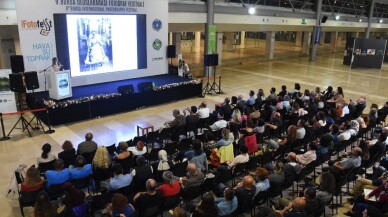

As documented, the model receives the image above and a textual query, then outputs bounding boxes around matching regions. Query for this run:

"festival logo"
[152,19,162,31]
[153,39,162,50]
[20,18,53,36]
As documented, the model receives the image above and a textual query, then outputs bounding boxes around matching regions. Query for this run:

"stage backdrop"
[15,0,168,91]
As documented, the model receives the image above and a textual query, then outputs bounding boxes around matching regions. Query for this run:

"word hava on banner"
[21,18,52,36]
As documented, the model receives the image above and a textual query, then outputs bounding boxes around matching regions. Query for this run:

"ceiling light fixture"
[248,7,256,15]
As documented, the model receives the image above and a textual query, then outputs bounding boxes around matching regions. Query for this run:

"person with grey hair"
[77,132,98,155]
[159,171,181,197]
[166,109,186,128]
[133,179,162,213]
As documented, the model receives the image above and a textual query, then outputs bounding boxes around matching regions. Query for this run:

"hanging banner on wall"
[208,25,217,54]
[314,26,322,45]
[0,69,17,113]
[15,0,168,91]
[177,54,183,77]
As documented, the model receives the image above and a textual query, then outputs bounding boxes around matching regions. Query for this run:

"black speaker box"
[9,73,25,92]
[24,71,39,90]
[118,84,134,95]
[204,54,219,66]
[10,55,25,73]
[321,15,328,23]
[167,45,176,58]
[138,82,154,92]
[212,54,219,66]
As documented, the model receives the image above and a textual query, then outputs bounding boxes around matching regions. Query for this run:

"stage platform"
[26,75,202,125]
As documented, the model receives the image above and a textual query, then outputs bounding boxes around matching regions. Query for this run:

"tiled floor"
[1,41,387,216]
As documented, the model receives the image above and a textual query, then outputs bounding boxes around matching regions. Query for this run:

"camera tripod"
[202,65,223,97]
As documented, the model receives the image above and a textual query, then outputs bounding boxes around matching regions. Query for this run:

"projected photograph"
[66,14,139,77]
[77,17,113,72]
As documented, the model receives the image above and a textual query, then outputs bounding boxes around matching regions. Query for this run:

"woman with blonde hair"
[208,128,234,149]
[93,146,111,169]
[21,166,44,192]
[92,146,112,187]
[230,109,242,124]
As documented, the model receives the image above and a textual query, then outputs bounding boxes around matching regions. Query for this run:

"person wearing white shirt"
[197,101,210,119]
[210,113,227,131]
[128,141,147,156]
[338,125,352,142]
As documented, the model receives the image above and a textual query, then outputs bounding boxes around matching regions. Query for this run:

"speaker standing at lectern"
[51,57,62,72]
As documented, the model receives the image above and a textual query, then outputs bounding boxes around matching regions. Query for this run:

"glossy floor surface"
[1,43,388,216]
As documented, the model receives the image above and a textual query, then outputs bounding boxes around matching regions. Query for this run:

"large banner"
[207,25,217,54]
[0,69,17,113]
[15,0,168,91]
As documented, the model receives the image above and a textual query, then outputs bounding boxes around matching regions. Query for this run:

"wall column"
[365,0,375,38]
[319,32,325,45]
[240,31,246,48]
[194,31,201,53]
[310,0,322,61]
[331,31,338,53]
[168,32,173,45]
[295,32,303,47]
[172,33,182,55]
[337,32,342,46]
[225,32,234,51]
[217,32,223,66]
[302,31,311,55]
[265,31,275,60]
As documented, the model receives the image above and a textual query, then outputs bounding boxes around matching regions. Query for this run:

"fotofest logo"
[153,39,162,50]
[21,18,53,36]
[152,19,162,31]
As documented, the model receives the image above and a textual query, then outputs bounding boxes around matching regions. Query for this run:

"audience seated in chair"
[344,179,388,216]
[234,175,256,214]
[45,159,70,188]
[224,145,249,170]
[165,109,186,128]
[33,192,58,217]
[58,140,76,168]
[179,163,204,189]
[107,163,132,192]
[92,146,112,189]
[215,187,237,216]
[106,193,136,217]
[70,155,92,180]
[186,139,208,173]
[114,141,132,174]
[192,192,219,217]
[159,171,180,197]
[210,113,228,132]
[21,166,44,193]
[62,182,86,215]
[37,143,57,166]
[133,179,162,217]
[77,132,98,155]
[315,171,336,204]
[131,155,153,192]
[128,141,147,156]
[254,167,270,197]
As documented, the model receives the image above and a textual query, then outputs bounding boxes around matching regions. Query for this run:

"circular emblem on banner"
[152,19,162,31]
[153,39,162,50]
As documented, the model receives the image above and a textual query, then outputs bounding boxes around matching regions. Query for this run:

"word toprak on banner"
[0,69,17,113]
